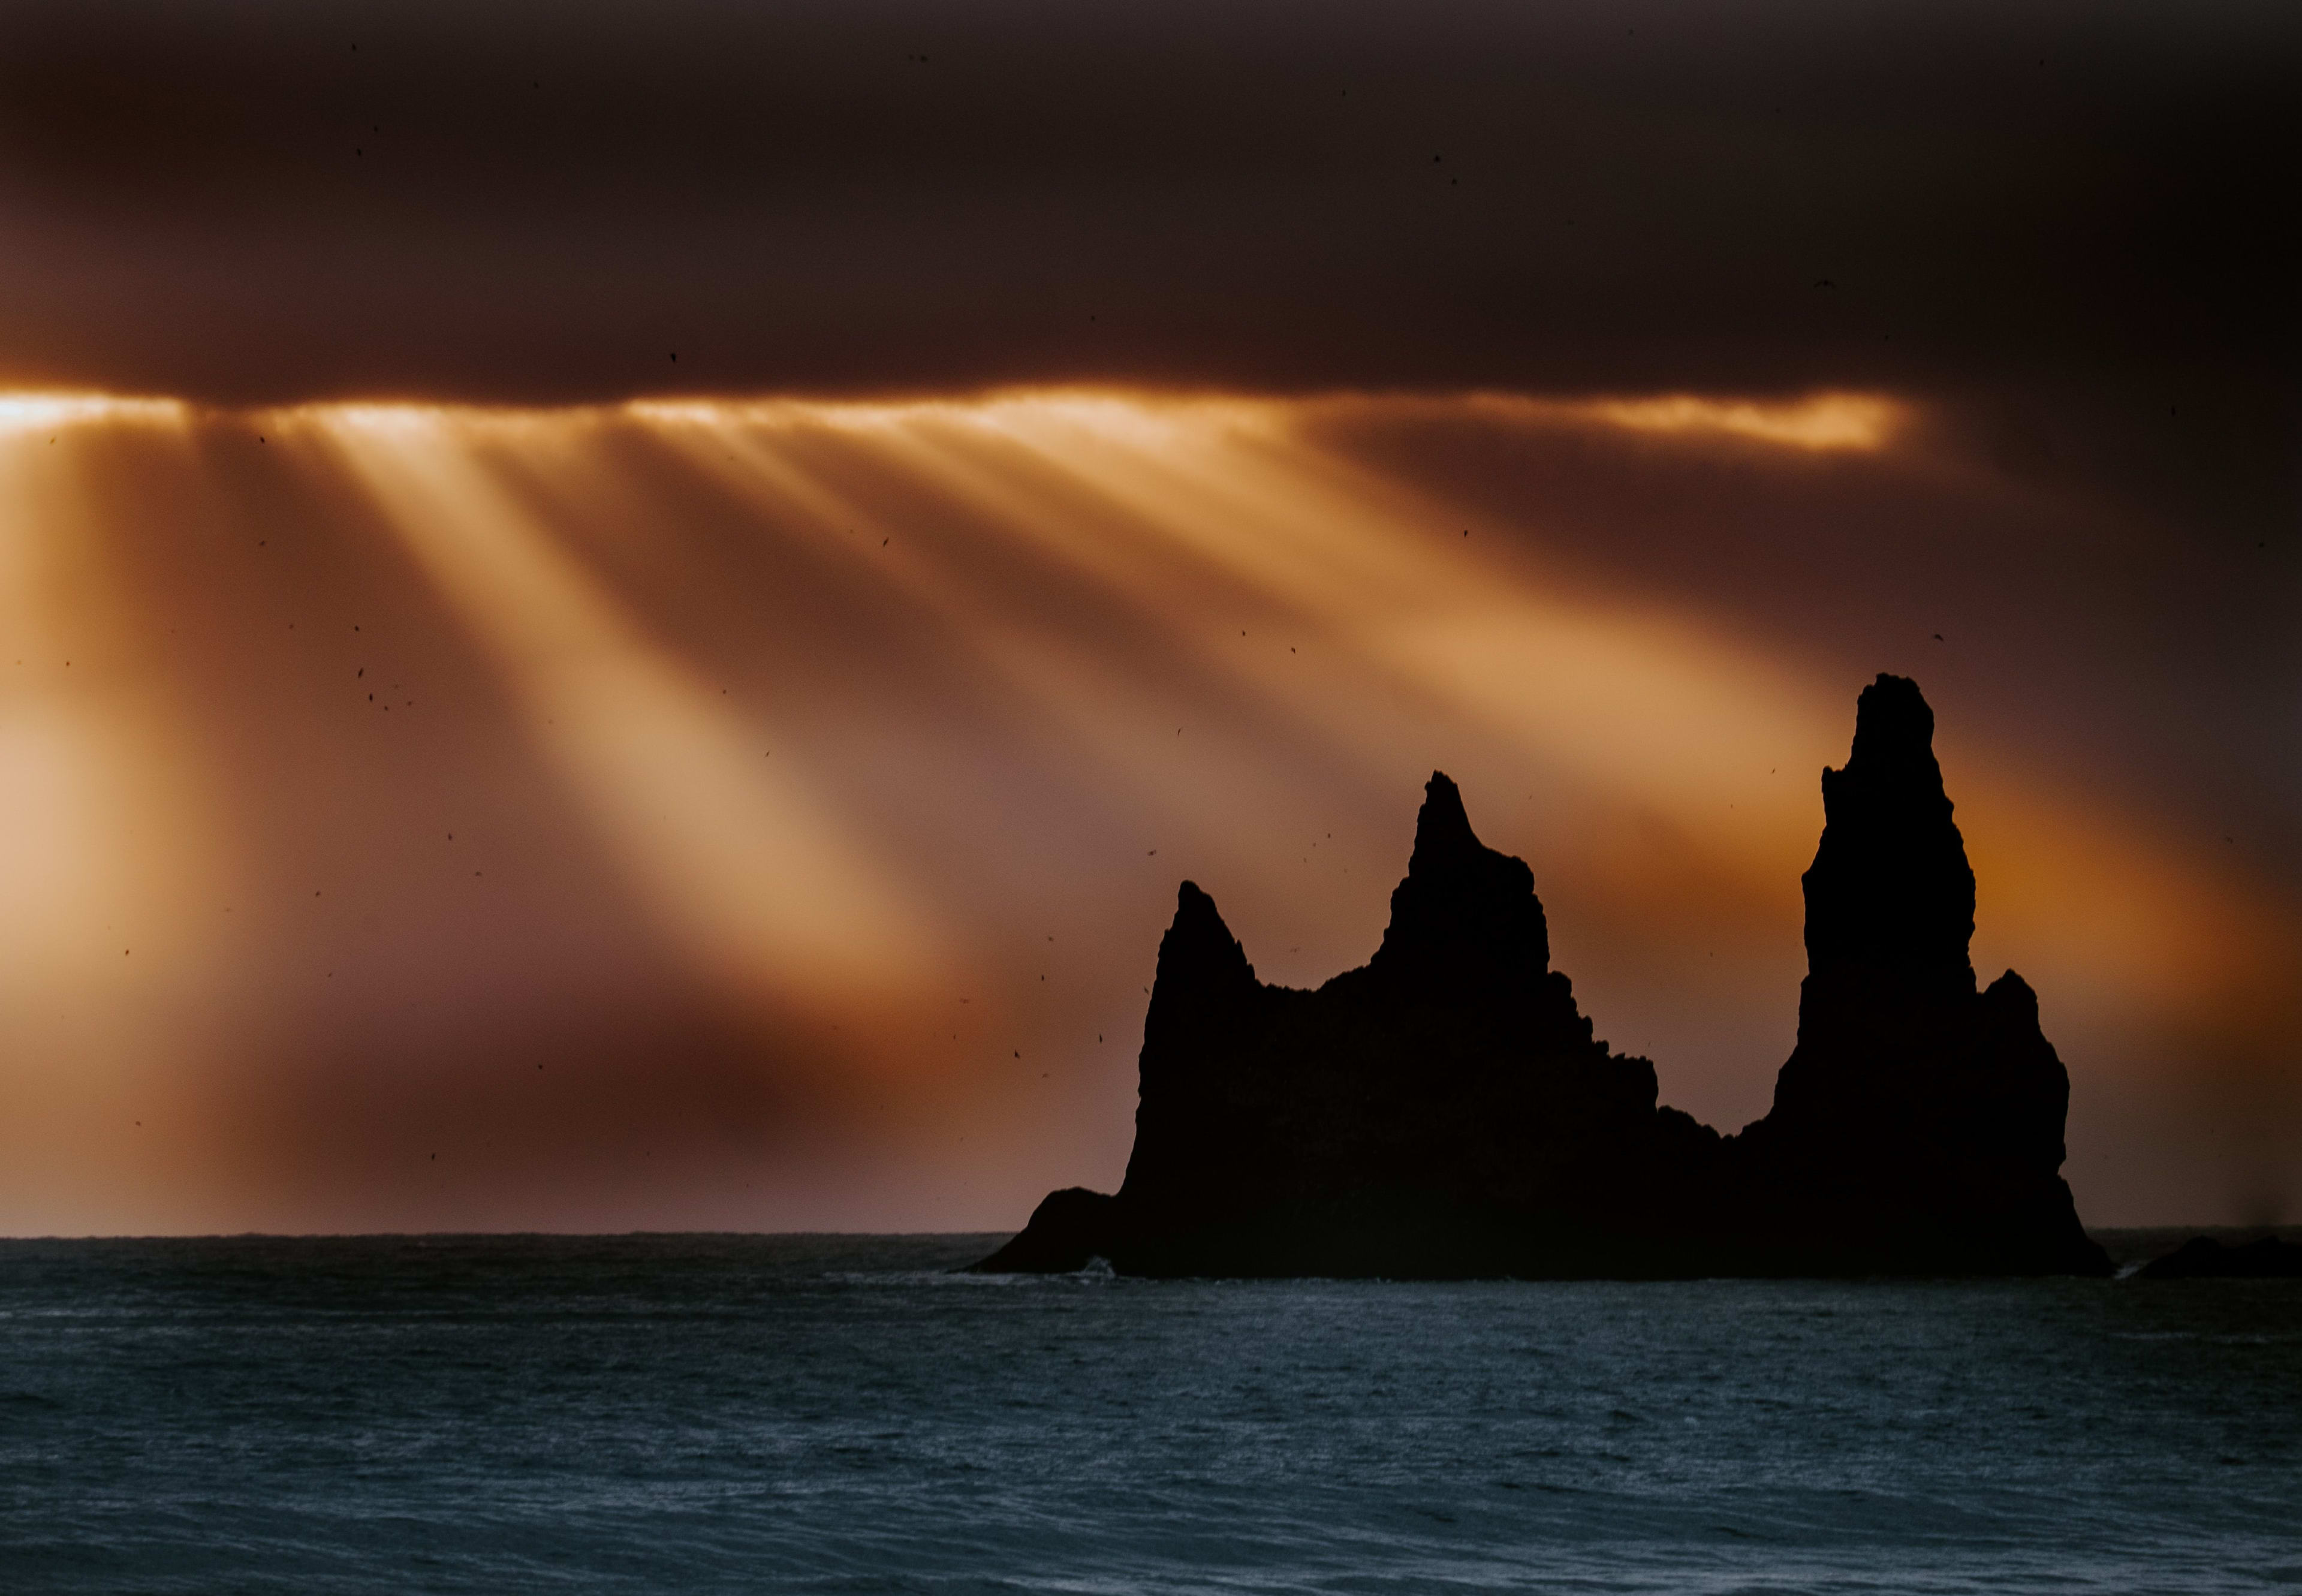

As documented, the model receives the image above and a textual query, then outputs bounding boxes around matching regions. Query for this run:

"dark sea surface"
[2,1234,2297,1594]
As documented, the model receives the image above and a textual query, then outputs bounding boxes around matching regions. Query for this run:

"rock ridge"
[972,675,2110,1278]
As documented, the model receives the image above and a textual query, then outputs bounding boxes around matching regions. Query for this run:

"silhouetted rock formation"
[1098,773,1719,1278]
[975,674,2110,1279]
[1722,676,2109,1276]
[2138,1236,2302,1279]
[970,1188,1116,1273]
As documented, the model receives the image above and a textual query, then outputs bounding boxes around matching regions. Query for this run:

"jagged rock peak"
[1373,771,1549,984]
[1846,671,1941,778]
[1153,881,1257,995]
[1803,673,1976,982]
[1407,771,1481,876]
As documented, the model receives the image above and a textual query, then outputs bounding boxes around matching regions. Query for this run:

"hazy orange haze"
[0,386,2291,1234]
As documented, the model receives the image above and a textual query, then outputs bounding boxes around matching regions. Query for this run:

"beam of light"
[288,403,952,1012]
[858,392,1834,848]
[631,386,2287,1026]
[0,383,2288,1231]
[0,412,234,1228]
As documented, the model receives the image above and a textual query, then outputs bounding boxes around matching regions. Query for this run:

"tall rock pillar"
[1737,675,2108,1274]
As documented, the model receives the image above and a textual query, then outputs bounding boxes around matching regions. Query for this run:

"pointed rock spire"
[1143,881,1257,1038]
[1406,771,1481,876]
[1801,673,1976,987]
[1372,772,1549,989]
[1740,674,2104,1276]
[1162,881,1252,978]
[1130,883,1267,1201]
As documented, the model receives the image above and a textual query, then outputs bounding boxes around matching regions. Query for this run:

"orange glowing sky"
[0,386,2292,1233]
[1,0,2294,1234]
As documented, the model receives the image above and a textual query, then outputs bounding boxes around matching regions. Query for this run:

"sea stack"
[975,675,2110,1278]
[1726,674,2108,1275]
[976,774,1713,1276]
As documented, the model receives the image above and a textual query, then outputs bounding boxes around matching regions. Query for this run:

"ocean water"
[1,1236,2297,1594]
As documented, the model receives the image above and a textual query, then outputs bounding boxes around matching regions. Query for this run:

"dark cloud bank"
[5,1,2295,501]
